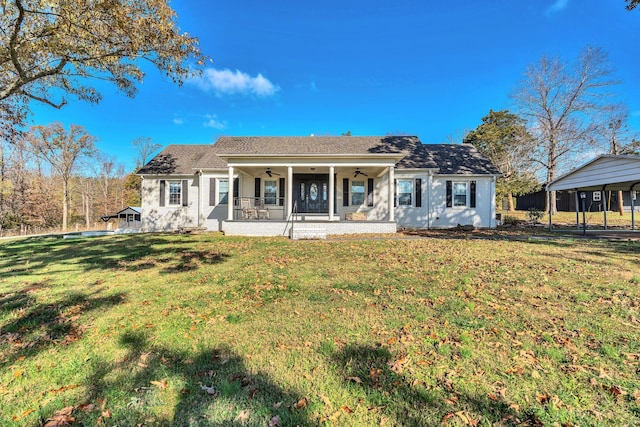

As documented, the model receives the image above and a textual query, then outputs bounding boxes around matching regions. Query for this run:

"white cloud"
[203,114,226,129]
[547,0,569,14]
[189,68,280,97]
[173,117,184,125]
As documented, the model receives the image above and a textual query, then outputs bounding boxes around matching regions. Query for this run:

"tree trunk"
[507,193,515,212]
[62,179,68,232]
[618,190,624,215]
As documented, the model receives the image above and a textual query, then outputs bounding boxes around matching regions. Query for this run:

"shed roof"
[547,155,640,191]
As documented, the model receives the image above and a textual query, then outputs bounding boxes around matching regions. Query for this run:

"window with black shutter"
[367,178,374,207]
[279,177,285,206]
[446,180,452,208]
[415,178,422,208]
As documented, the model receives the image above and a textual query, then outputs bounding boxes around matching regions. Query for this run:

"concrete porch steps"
[290,224,327,240]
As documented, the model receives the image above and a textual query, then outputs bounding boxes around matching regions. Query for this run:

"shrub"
[526,208,545,223]
[502,215,520,226]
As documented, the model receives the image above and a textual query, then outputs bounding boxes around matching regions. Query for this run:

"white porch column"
[388,165,395,221]
[287,166,293,218]
[329,166,335,220]
[227,166,234,221]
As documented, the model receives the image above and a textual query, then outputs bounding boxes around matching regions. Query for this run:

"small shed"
[547,155,640,229]
[101,206,142,230]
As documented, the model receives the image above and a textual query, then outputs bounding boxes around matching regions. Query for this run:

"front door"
[293,174,329,213]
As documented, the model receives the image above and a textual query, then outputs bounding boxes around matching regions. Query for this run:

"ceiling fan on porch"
[265,168,281,177]
[354,168,368,178]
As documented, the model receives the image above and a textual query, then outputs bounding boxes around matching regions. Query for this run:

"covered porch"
[214,154,404,237]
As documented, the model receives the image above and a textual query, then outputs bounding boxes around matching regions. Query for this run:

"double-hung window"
[397,179,413,206]
[351,180,365,205]
[264,180,277,205]
[168,181,182,205]
[219,179,229,204]
[453,182,468,207]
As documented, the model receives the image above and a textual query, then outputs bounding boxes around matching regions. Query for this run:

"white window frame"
[168,181,182,205]
[397,179,413,207]
[351,180,365,206]
[218,179,229,205]
[264,179,278,205]
[453,181,468,208]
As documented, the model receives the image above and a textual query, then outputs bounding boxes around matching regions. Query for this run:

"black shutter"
[394,179,397,207]
[343,178,349,206]
[182,180,188,206]
[415,178,422,208]
[254,178,261,199]
[470,180,476,208]
[367,178,374,206]
[159,180,165,207]
[446,180,452,208]
[279,177,285,206]
[209,178,216,206]
[233,178,239,206]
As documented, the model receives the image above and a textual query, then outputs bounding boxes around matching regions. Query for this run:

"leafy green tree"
[463,110,538,211]
[0,0,205,114]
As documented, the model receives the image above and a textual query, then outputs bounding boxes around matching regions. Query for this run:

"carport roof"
[547,155,640,192]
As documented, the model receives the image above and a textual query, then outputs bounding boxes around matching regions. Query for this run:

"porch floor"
[221,219,397,238]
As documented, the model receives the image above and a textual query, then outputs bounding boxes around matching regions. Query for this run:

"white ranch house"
[137,136,500,237]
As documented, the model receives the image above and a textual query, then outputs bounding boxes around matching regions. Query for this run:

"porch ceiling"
[234,165,389,178]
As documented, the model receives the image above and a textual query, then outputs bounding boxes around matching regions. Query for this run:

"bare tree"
[511,46,619,213]
[596,105,635,215]
[24,123,96,231]
[132,137,162,169]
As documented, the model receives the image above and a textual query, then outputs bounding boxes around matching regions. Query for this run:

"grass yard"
[1,232,639,426]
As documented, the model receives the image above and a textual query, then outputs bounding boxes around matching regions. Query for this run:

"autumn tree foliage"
[24,123,96,231]
[0,0,205,115]
[463,110,538,212]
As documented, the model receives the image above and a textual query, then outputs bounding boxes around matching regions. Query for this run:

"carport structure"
[547,155,640,231]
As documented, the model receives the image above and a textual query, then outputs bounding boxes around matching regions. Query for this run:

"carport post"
[574,190,580,227]
[548,190,553,231]
[632,190,636,230]
[602,185,608,231]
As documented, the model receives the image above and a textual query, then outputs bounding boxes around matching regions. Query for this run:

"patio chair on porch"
[240,198,257,219]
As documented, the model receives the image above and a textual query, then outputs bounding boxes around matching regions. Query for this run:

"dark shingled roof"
[136,144,225,175]
[212,135,419,155]
[137,137,499,176]
[418,144,501,175]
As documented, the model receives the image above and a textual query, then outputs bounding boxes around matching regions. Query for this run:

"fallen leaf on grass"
[273,401,283,409]
[293,397,308,409]
[151,379,168,390]
[12,408,36,421]
[234,410,250,422]
[77,403,95,412]
[347,376,362,383]
[43,406,75,427]
[200,384,218,397]
[269,415,281,426]
[341,405,354,413]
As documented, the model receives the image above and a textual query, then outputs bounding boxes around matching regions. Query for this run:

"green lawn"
[1,232,639,426]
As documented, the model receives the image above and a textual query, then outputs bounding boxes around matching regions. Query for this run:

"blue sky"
[29,0,640,171]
